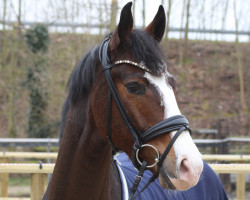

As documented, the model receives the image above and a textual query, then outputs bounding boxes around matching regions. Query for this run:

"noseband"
[99,36,191,199]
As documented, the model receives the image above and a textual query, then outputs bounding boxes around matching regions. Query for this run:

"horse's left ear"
[110,2,133,49]
[145,5,166,42]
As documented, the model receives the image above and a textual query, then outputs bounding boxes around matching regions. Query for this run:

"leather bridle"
[99,36,191,199]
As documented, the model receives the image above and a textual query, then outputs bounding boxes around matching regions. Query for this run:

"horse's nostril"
[179,159,189,177]
[177,156,203,184]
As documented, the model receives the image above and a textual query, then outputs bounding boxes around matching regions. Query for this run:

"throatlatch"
[99,36,191,200]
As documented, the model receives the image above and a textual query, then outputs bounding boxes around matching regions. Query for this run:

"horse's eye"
[125,82,146,95]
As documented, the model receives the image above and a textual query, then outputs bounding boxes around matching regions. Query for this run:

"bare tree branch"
[233,0,248,111]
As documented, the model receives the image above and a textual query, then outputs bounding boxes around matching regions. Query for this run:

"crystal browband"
[114,60,167,76]
[114,60,151,73]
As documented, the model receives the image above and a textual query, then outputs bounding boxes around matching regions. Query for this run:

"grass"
[9,175,30,186]
[32,146,59,152]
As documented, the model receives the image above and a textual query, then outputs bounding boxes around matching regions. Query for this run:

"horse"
[43,2,228,200]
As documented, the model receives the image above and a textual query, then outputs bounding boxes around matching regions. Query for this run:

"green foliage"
[9,175,30,186]
[24,25,50,138]
[25,24,50,53]
[183,57,193,65]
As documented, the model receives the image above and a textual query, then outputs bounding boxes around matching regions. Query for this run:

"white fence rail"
[0,162,249,200]
[0,137,250,147]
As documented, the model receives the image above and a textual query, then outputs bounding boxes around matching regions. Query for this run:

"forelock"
[128,29,167,76]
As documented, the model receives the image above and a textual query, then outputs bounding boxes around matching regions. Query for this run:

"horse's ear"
[110,2,133,48]
[145,5,166,42]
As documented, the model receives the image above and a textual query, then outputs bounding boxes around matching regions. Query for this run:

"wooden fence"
[1,152,250,162]
[0,152,250,200]
[0,163,53,200]
[1,137,250,148]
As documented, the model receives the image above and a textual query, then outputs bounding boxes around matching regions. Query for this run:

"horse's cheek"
[89,87,108,139]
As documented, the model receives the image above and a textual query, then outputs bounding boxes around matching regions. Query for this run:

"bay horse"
[44,2,227,200]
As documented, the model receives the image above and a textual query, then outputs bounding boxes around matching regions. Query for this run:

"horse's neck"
[47,106,122,200]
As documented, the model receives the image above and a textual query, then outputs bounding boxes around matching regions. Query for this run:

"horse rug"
[115,153,228,200]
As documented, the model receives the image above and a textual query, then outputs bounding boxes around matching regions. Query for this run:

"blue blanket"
[116,153,228,200]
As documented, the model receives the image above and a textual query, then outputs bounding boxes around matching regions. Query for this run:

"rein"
[99,36,191,200]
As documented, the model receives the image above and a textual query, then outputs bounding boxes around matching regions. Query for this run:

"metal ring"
[136,144,160,168]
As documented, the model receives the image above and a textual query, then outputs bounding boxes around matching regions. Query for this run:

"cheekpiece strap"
[99,36,112,71]
[99,37,143,149]
[129,160,148,200]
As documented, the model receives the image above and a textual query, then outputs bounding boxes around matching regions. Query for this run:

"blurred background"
[0,0,249,199]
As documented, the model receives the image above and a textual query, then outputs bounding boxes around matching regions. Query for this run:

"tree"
[183,0,191,61]
[233,0,247,111]
[1,0,7,70]
[178,0,186,66]
[142,0,146,28]
[1,0,23,138]
[110,0,118,31]
[221,0,229,31]
[98,0,105,35]
[24,24,50,138]
[164,0,172,46]
[1,0,7,105]
[133,0,136,24]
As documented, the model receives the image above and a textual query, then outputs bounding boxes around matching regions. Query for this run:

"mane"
[59,45,100,139]
[59,30,167,139]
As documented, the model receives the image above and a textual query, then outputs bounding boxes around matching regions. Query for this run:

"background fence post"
[216,119,231,192]
[0,157,9,197]
[236,173,245,200]
[30,174,47,200]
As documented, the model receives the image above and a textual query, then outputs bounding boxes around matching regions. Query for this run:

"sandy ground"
[8,186,30,197]
[7,186,250,199]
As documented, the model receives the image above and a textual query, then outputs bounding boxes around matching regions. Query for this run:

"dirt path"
[7,186,249,199]
[8,186,30,197]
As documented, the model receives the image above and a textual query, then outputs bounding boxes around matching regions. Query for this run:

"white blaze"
[144,72,202,174]
[144,72,181,118]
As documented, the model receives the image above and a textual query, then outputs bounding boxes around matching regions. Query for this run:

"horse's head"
[90,2,203,191]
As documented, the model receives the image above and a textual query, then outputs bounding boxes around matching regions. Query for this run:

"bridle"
[99,36,191,199]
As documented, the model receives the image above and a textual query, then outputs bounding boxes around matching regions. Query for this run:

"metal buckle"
[135,175,142,181]
[135,144,160,168]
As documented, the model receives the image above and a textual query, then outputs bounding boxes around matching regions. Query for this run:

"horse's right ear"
[145,5,166,42]
[110,2,133,49]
